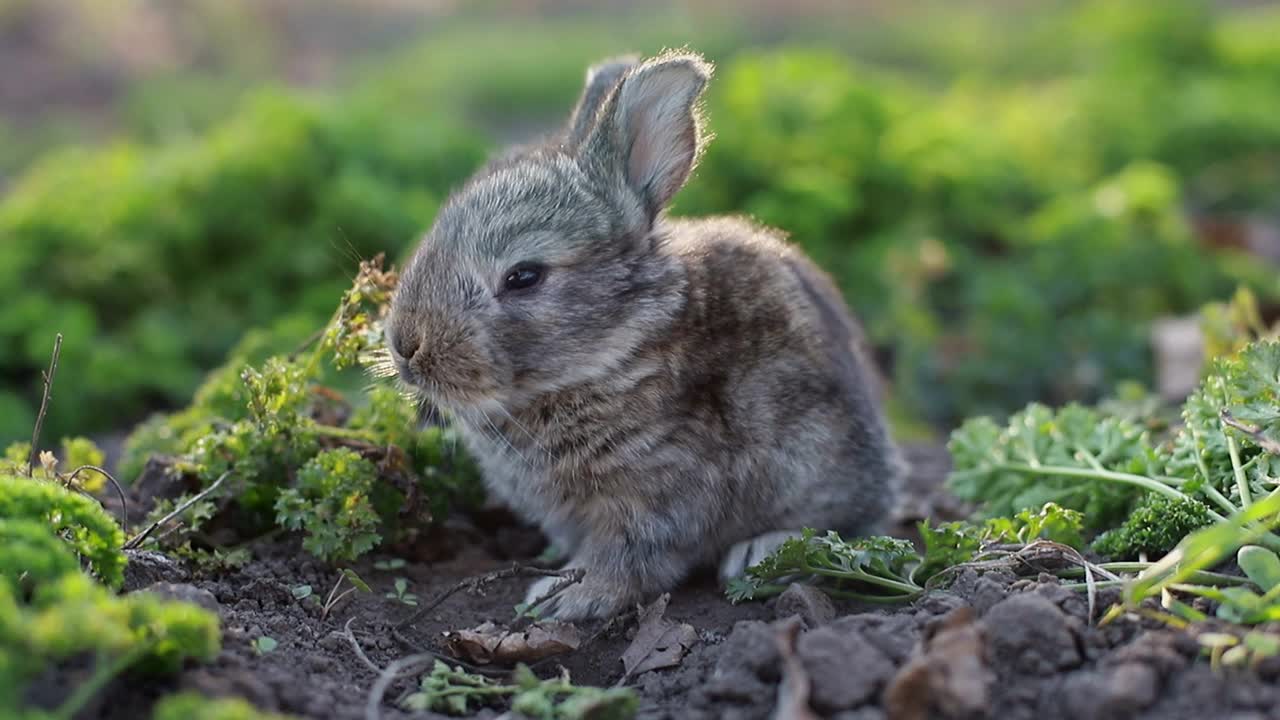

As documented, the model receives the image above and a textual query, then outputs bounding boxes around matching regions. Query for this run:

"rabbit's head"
[388,51,712,410]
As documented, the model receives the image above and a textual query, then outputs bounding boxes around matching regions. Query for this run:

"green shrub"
[677,35,1278,427]
[125,259,481,565]
[0,506,219,716]
[0,90,486,442]
[152,693,297,720]
[0,472,126,587]
[275,449,381,562]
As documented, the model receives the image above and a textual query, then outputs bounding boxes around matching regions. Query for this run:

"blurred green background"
[1,0,1278,444]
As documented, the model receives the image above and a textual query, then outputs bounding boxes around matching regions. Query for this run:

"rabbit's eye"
[503,263,544,292]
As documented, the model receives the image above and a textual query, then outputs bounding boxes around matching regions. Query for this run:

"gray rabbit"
[387,50,904,620]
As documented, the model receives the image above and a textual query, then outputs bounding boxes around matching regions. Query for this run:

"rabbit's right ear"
[578,51,712,220]
[565,55,639,147]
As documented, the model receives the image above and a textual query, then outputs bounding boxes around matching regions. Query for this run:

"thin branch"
[344,618,383,674]
[396,563,582,630]
[509,568,586,631]
[27,333,62,477]
[65,465,129,530]
[365,653,436,720]
[1221,409,1280,456]
[124,471,230,549]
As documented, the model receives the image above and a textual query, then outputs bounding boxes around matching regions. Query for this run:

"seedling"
[252,636,278,655]
[402,661,637,718]
[513,601,544,621]
[374,558,407,571]
[321,568,371,620]
[729,504,1084,603]
[386,577,419,606]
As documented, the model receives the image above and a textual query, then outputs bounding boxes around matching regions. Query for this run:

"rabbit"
[386,50,904,620]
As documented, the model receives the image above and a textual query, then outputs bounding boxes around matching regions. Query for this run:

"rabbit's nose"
[393,332,421,360]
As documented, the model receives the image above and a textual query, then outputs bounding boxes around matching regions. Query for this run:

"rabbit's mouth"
[394,347,508,412]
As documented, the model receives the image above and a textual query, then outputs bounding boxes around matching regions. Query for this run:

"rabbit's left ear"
[565,55,639,147]
[579,51,712,217]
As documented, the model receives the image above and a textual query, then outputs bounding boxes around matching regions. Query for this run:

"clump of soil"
[42,443,1280,719]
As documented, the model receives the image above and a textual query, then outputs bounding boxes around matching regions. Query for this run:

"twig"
[365,653,436,720]
[509,568,586,631]
[124,471,230,549]
[390,628,509,678]
[344,618,383,674]
[289,326,328,361]
[396,563,582,629]
[1221,409,1280,455]
[65,465,129,530]
[27,333,62,477]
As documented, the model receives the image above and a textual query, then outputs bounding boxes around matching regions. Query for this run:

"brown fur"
[387,50,903,619]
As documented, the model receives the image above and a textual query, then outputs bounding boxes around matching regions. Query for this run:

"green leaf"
[342,568,371,593]
[291,584,313,600]
[1238,545,1280,592]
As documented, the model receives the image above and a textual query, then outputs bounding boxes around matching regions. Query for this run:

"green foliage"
[403,660,637,719]
[275,449,381,562]
[730,504,1082,604]
[726,529,922,603]
[949,340,1280,563]
[0,88,486,441]
[1121,491,1280,625]
[916,503,1085,582]
[126,259,482,566]
[5,2,1280,441]
[152,692,297,720]
[947,404,1153,531]
[0,518,80,593]
[0,531,219,714]
[1092,495,1215,558]
[0,473,125,587]
[675,3,1280,427]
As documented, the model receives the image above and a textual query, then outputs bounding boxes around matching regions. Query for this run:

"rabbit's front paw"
[524,573,630,621]
[718,529,803,584]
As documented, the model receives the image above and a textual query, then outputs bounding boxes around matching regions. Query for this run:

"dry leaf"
[39,450,58,474]
[884,607,991,720]
[443,620,580,666]
[619,593,698,683]
[772,616,820,720]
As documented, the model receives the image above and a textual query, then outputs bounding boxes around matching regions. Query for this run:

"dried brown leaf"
[884,607,991,720]
[443,620,580,666]
[619,593,699,683]
[771,616,819,720]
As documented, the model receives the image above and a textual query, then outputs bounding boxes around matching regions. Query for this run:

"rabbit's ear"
[581,51,712,217]
[565,55,639,147]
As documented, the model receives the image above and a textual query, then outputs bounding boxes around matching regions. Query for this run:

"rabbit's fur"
[387,50,904,619]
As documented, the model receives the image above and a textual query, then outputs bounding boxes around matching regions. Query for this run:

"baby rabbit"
[387,50,903,620]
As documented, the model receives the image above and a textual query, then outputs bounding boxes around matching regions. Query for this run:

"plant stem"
[969,462,1207,509]
[27,333,62,476]
[1054,564,1253,586]
[50,644,150,720]
[315,424,381,443]
[1225,428,1253,507]
[800,564,921,596]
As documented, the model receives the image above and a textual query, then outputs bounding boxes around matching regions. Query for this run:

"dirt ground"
[36,443,1280,720]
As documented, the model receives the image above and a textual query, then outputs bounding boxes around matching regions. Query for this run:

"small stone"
[122,549,188,592]
[983,594,1081,675]
[796,625,895,713]
[775,583,837,627]
[139,582,219,613]
[1059,663,1158,719]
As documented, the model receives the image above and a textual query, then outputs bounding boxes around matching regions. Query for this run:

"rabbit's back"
[660,216,902,537]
